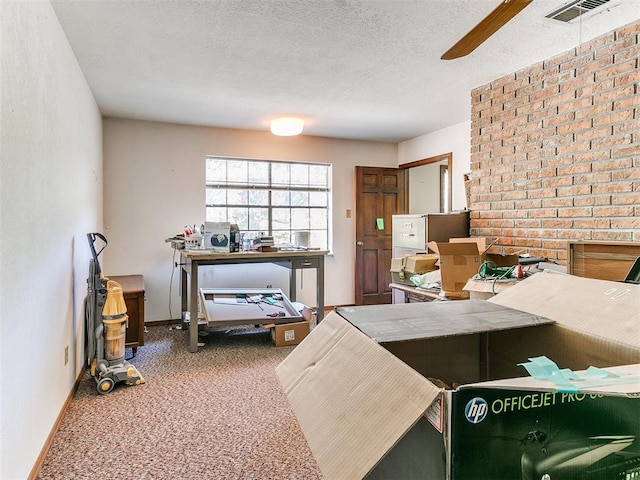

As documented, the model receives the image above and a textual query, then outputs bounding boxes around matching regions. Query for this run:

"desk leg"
[189,262,199,352]
[317,257,325,322]
[180,265,188,328]
[289,263,297,302]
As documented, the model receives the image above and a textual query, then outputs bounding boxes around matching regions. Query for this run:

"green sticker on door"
[376,218,384,230]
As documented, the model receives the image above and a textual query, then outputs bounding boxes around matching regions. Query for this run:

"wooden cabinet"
[567,240,640,282]
[109,275,145,356]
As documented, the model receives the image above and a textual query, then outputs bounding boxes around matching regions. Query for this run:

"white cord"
[169,247,177,320]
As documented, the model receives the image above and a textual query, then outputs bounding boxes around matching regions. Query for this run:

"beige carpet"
[38,325,323,479]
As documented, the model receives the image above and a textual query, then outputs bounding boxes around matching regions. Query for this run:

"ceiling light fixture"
[270,117,304,136]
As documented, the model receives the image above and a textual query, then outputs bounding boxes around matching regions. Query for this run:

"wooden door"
[355,166,406,305]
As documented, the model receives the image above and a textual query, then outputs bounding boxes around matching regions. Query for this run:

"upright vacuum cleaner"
[85,233,145,394]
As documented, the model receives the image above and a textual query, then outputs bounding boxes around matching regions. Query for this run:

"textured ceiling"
[50,0,640,142]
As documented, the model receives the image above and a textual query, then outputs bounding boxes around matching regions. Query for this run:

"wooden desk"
[180,249,327,352]
[390,282,441,303]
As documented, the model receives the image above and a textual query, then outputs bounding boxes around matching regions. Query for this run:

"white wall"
[0,2,102,478]
[398,121,471,211]
[103,118,398,321]
[408,161,445,214]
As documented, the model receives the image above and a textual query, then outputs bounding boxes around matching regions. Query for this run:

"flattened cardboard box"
[276,273,640,480]
[276,312,441,480]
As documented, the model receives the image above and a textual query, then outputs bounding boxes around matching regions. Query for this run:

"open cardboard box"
[276,274,640,479]
[428,237,519,298]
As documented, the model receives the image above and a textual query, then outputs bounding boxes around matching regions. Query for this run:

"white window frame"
[205,156,332,251]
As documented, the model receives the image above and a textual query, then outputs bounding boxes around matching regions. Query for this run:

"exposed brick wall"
[469,20,639,263]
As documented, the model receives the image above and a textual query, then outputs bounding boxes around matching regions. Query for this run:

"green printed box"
[452,367,640,480]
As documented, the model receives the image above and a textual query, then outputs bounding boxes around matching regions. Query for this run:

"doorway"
[354,166,405,305]
[353,153,453,306]
[401,152,452,214]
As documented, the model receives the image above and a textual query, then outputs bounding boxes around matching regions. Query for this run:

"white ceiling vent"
[546,0,612,22]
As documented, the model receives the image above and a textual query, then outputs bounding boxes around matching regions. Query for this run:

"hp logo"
[465,397,488,424]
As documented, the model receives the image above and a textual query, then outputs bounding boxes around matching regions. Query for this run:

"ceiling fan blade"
[441,0,533,60]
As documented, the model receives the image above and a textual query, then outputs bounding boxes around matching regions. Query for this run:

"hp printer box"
[276,274,640,480]
[451,367,640,480]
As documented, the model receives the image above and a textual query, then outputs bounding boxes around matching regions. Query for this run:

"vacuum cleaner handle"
[87,232,108,275]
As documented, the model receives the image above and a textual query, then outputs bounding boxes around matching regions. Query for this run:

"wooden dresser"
[109,274,145,356]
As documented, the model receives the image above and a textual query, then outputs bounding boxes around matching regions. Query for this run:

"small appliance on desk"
[230,224,241,252]
[203,221,231,251]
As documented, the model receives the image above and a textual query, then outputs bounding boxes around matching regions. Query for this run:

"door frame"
[399,152,452,213]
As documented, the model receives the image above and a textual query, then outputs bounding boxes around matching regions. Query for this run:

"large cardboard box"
[428,238,519,298]
[451,363,640,479]
[276,274,640,480]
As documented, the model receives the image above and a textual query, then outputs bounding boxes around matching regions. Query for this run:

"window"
[205,157,332,250]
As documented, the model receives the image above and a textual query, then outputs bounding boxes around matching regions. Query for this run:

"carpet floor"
[38,325,323,479]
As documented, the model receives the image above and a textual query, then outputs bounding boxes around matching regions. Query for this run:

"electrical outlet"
[64,346,69,366]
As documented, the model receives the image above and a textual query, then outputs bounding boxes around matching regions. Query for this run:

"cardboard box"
[404,254,439,273]
[428,238,519,298]
[268,320,310,346]
[276,274,640,480]
[451,363,640,479]
[462,277,519,300]
[390,257,408,284]
[449,237,520,269]
[390,254,439,285]
[203,221,231,252]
